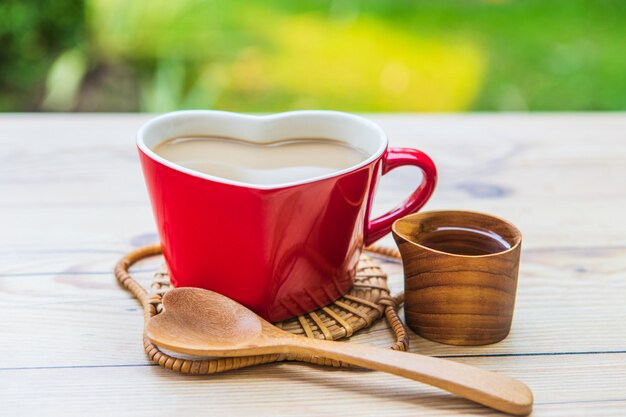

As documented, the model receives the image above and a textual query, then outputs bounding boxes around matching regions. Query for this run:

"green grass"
[387,0,626,110]
[281,0,626,110]
[1,0,626,111]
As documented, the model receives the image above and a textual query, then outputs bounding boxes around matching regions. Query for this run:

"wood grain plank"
[1,353,625,417]
[3,114,626,249]
[1,238,625,369]
[2,114,626,416]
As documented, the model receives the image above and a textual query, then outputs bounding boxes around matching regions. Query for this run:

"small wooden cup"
[392,211,522,345]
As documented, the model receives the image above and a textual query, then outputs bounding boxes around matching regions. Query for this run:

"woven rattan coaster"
[115,244,406,374]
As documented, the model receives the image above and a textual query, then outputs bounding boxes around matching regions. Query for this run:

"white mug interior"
[137,110,388,189]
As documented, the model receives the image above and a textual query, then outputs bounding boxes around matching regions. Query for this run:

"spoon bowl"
[147,288,275,355]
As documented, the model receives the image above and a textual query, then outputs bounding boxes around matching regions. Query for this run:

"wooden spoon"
[145,288,533,416]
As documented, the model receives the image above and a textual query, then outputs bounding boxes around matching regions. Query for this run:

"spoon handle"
[288,338,533,415]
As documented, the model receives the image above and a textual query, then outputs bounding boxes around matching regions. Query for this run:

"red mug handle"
[365,148,437,246]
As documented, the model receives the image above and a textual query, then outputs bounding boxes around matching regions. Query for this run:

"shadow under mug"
[392,210,522,345]
[137,110,437,322]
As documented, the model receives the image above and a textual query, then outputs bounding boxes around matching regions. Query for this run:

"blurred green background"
[1,0,625,112]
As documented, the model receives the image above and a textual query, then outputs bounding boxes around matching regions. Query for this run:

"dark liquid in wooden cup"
[392,211,522,346]
[416,226,511,256]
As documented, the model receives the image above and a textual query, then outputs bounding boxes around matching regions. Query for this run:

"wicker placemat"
[115,244,406,374]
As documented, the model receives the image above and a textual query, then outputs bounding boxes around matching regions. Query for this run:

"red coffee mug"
[137,111,436,321]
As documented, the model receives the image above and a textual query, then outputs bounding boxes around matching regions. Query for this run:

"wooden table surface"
[2,114,625,416]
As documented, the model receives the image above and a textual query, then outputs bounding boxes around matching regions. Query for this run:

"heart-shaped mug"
[138,110,437,321]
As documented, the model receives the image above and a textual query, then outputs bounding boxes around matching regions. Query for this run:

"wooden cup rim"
[391,210,522,259]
